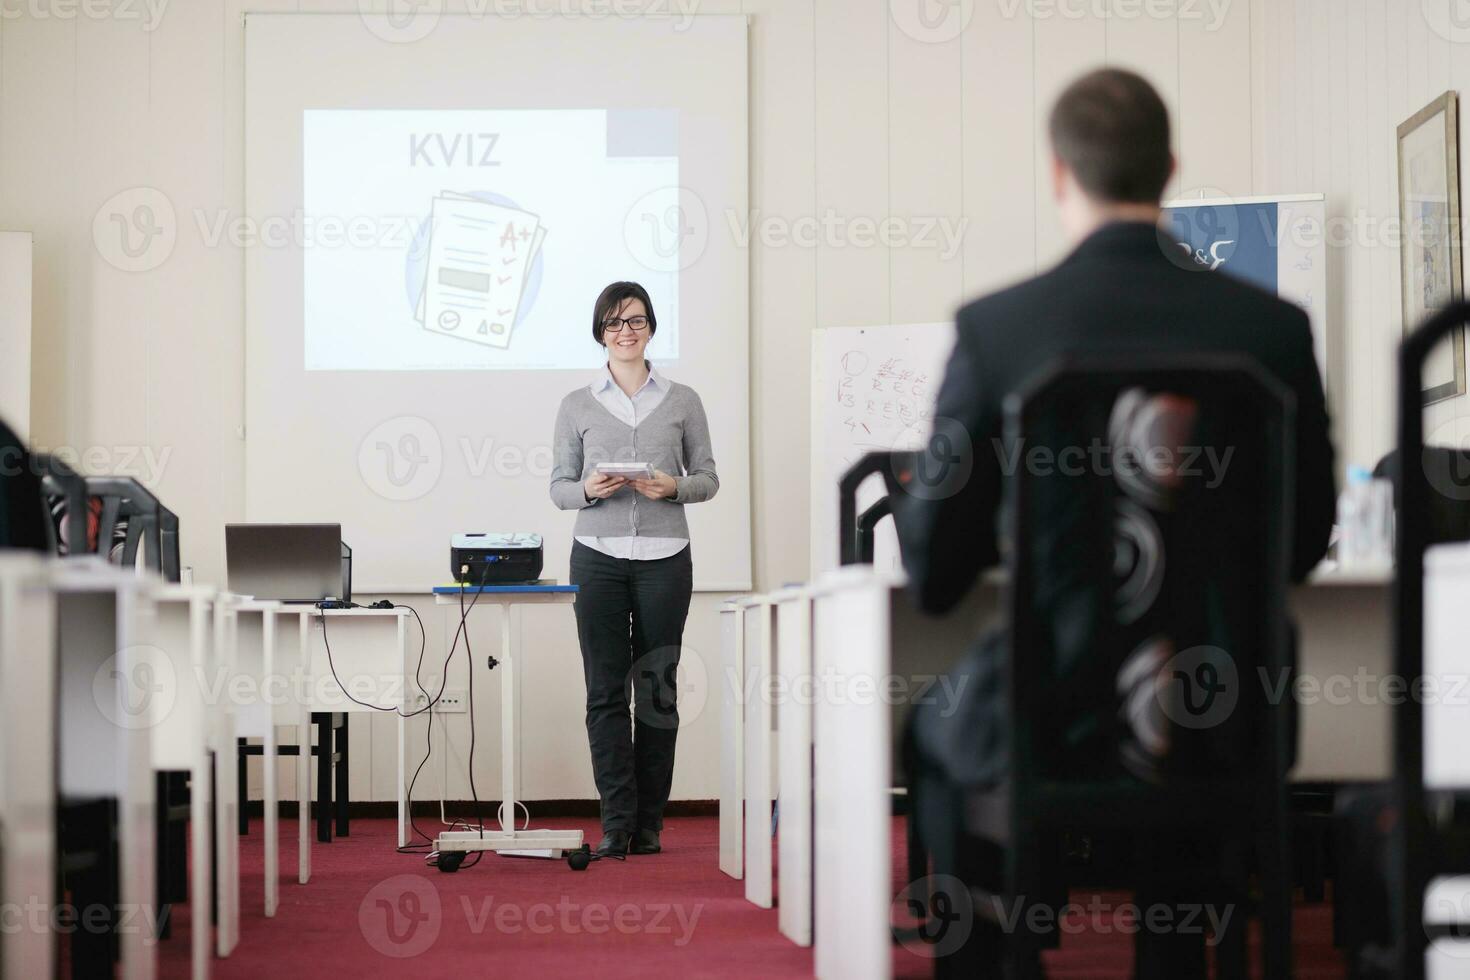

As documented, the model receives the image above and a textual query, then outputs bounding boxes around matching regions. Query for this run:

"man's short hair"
[1048,68,1172,204]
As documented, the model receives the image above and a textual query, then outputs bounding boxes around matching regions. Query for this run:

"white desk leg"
[190,754,211,979]
[744,602,774,908]
[399,611,408,848]
[719,604,745,878]
[216,710,239,956]
[298,706,311,884]
[500,602,517,832]
[263,613,278,918]
[777,596,814,946]
[265,720,278,915]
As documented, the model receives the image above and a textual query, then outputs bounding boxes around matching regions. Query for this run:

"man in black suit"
[892,68,1336,975]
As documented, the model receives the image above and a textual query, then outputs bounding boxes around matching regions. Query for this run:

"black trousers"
[569,540,693,833]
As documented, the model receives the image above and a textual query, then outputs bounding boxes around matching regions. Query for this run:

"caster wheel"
[568,845,592,871]
[437,851,466,873]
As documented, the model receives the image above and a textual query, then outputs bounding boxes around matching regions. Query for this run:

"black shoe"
[595,830,631,859]
[630,828,661,855]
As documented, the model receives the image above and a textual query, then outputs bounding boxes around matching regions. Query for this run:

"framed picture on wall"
[1398,91,1466,405]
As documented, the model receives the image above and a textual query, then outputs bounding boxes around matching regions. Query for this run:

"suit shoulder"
[955,269,1067,339]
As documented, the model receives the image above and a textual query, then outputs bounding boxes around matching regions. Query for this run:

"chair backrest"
[0,418,49,551]
[1374,447,1470,545]
[1002,354,1295,786]
[83,476,181,583]
[33,453,91,556]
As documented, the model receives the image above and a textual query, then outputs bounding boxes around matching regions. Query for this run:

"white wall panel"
[2,0,1262,800]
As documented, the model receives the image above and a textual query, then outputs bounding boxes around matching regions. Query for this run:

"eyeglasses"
[602,316,650,334]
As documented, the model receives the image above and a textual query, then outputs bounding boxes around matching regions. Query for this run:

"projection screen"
[243,13,750,591]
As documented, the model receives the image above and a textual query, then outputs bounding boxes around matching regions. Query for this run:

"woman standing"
[549,281,718,859]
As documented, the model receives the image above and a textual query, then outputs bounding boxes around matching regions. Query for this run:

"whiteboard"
[242,14,751,592]
[0,233,31,441]
[809,323,955,578]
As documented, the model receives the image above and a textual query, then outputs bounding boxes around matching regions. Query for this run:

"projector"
[451,533,544,585]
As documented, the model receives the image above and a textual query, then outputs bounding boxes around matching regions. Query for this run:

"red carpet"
[153,815,1345,978]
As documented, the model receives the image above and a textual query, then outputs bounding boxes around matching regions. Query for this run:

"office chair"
[33,453,90,557]
[903,356,1296,978]
[1376,299,1470,979]
[1373,446,1470,546]
[0,418,50,551]
[83,476,181,583]
[238,713,351,843]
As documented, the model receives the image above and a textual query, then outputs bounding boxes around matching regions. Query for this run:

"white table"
[52,559,158,980]
[225,599,283,917]
[718,599,747,879]
[717,563,1398,979]
[773,585,816,947]
[431,584,584,863]
[144,584,217,979]
[209,600,240,956]
[743,595,777,909]
[299,607,411,846]
[0,553,58,980]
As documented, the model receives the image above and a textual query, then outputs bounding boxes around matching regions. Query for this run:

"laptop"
[226,523,345,603]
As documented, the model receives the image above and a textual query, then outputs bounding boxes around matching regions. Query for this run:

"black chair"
[82,476,181,583]
[1374,446,1470,545]
[1388,299,1470,978]
[909,355,1296,978]
[34,453,89,557]
[238,713,350,842]
[0,418,49,551]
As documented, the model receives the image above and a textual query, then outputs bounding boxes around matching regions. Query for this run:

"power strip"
[411,689,468,713]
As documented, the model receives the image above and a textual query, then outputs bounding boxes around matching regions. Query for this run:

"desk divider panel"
[775,590,815,947]
[813,574,892,980]
[718,600,744,879]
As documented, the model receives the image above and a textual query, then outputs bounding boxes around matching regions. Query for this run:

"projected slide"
[302,109,681,371]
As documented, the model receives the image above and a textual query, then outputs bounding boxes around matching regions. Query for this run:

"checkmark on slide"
[498,275,511,284]
[502,257,516,265]
[497,308,513,316]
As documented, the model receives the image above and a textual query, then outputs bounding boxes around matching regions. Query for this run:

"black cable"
[400,593,484,853]
[451,567,493,866]
[318,605,445,719]
[313,575,499,864]
[397,604,445,852]
[311,600,464,853]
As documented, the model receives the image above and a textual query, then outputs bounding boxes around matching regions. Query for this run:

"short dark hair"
[592,281,657,346]
[1048,68,1172,204]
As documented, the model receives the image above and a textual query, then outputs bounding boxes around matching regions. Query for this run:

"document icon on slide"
[417,193,545,349]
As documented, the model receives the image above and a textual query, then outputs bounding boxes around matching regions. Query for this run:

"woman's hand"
[584,472,626,502]
[630,470,678,500]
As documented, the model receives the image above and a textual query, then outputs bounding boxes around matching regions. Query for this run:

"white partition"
[774,586,815,947]
[52,560,157,980]
[145,585,217,979]
[0,231,31,439]
[718,599,746,879]
[812,567,894,980]
[0,554,57,979]
[743,598,776,909]
[302,608,410,845]
[231,601,281,917]
[211,603,240,955]
[273,609,313,884]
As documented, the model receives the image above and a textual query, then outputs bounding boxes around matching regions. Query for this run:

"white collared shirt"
[575,362,690,561]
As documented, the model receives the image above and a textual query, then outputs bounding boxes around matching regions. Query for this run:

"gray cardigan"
[549,381,719,540]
